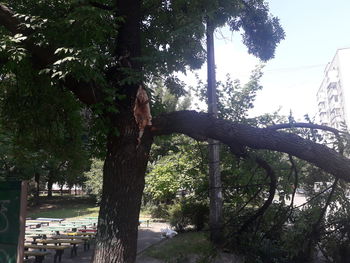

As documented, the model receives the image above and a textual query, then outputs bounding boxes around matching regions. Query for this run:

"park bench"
[77,228,96,232]
[25,229,54,236]
[66,231,96,237]
[25,244,69,263]
[24,250,51,263]
[26,222,42,229]
[36,217,65,223]
[26,219,50,226]
[35,239,84,257]
[52,235,92,250]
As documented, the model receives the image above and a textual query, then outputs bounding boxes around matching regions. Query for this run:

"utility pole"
[206,17,223,246]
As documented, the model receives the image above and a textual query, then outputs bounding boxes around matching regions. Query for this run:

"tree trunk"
[47,173,53,197]
[92,130,152,262]
[92,1,147,260]
[34,172,40,199]
[206,18,223,246]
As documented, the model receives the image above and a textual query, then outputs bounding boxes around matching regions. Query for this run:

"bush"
[149,204,170,219]
[169,200,209,232]
[169,202,191,232]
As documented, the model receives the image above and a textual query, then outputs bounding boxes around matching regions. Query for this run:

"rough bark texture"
[91,0,146,262]
[92,130,152,263]
[152,111,350,182]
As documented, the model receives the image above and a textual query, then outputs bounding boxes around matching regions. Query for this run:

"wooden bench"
[66,231,96,236]
[24,251,50,263]
[25,244,69,263]
[26,220,50,226]
[52,235,92,250]
[35,239,84,257]
[36,217,65,223]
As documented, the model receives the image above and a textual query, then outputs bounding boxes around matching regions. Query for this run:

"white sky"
[182,0,350,121]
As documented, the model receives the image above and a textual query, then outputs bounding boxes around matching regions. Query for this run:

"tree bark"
[92,129,152,263]
[206,18,223,246]
[152,111,350,182]
[34,172,40,199]
[91,0,147,262]
[47,173,53,197]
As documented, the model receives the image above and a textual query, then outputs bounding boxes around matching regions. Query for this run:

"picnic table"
[83,217,98,220]
[26,219,50,226]
[52,235,92,250]
[77,228,97,232]
[35,239,84,257]
[25,229,54,234]
[26,222,42,229]
[36,217,65,222]
[67,220,97,227]
[24,250,51,263]
[66,231,96,236]
[25,244,69,263]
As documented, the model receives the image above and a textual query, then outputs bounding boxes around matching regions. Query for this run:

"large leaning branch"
[0,4,103,106]
[152,111,350,182]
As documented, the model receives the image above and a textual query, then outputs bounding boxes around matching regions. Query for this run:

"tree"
[1,2,350,263]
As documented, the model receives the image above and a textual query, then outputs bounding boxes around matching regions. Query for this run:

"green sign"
[0,181,25,263]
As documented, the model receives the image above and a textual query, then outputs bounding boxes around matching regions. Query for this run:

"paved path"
[25,222,168,263]
[137,222,167,253]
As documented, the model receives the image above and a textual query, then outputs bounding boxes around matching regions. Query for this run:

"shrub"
[169,200,209,232]
[169,202,191,232]
[149,204,170,219]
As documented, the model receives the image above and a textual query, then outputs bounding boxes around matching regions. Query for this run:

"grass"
[144,231,216,263]
[27,195,150,220]
[27,195,100,220]
[28,205,99,219]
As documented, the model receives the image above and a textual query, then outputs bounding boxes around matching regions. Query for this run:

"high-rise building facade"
[317,48,350,131]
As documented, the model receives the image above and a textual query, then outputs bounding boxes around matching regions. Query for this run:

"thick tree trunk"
[206,18,223,246]
[92,128,152,262]
[92,0,147,260]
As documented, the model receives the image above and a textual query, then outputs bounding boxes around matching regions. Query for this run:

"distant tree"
[84,158,104,202]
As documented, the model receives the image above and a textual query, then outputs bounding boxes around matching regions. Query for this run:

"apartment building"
[316,48,350,131]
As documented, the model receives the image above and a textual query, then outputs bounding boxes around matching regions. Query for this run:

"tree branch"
[0,3,103,106]
[152,111,350,182]
[89,1,114,11]
[267,122,347,135]
[236,155,277,234]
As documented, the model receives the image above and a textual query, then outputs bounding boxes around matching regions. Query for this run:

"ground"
[26,196,168,262]
[26,195,241,263]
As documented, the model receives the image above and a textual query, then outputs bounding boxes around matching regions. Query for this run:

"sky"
[183,0,350,121]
